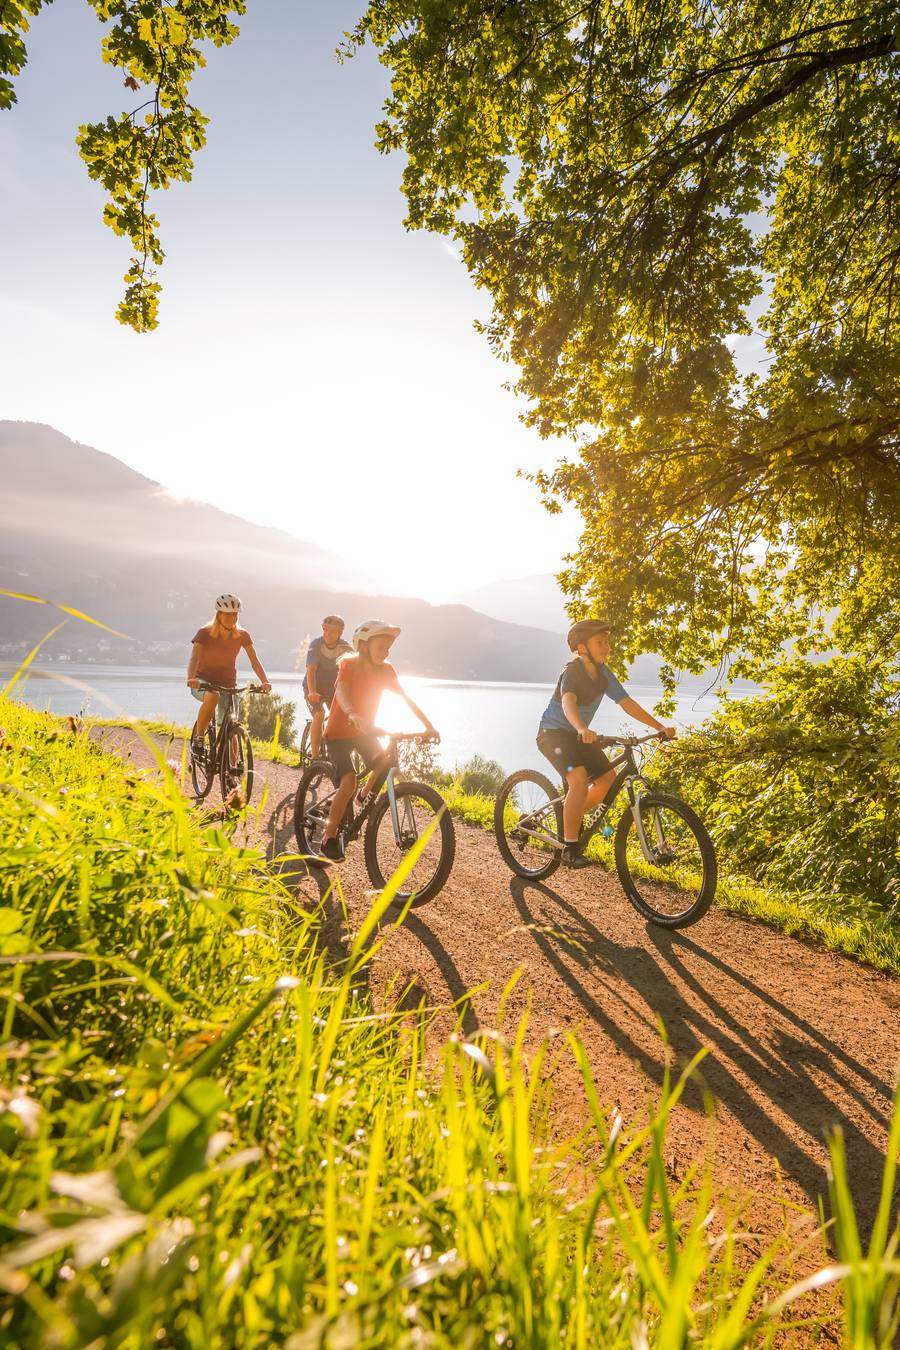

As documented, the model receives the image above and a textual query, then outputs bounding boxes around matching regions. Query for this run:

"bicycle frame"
[314,735,420,848]
[195,683,250,769]
[517,737,661,863]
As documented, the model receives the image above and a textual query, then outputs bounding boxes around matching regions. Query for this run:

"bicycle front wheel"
[614,792,717,928]
[189,725,216,800]
[299,720,313,763]
[294,759,339,856]
[219,723,255,806]
[493,769,563,880]
[364,781,456,905]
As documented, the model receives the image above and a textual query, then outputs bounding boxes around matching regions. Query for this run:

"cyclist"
[187,595,271,753]
[317,618,438,862]
[538,619,675,869]
[305,614,352,759]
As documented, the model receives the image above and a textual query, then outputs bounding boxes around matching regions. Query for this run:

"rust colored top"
[325,656,400,740]
[191,624,253,688]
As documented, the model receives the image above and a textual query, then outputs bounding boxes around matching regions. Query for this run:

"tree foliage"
[656,653,900,917]
[2,0,244,330]
[350,1,900,677]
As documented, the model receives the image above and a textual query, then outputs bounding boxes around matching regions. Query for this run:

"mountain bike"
[493,732,717,928]
[299,702,363,775]
[188,682,263,805]
[293,731,456,905]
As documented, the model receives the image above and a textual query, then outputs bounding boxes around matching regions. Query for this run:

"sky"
[0,0,581,603]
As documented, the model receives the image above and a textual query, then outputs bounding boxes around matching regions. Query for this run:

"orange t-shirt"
[191,624,252,688]
[325,656,400,740]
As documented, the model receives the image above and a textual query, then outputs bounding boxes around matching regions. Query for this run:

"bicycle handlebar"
[371,728,440,743]
[194,682,266,695]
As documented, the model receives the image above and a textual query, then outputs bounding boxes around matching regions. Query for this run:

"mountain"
[457,573,568,634]
[0,422,567,681]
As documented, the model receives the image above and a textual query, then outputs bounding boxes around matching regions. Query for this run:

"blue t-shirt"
[305,636,352,687]
[539,659,627,733]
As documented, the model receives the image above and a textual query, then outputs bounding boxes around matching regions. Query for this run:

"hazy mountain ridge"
[1,422,568,681]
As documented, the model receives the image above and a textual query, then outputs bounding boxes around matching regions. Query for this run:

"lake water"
[6,662,729,776]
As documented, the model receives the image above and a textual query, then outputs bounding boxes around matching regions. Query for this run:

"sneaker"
[320,836,345,863]
[190,737,206,763]
[562,845,592,870]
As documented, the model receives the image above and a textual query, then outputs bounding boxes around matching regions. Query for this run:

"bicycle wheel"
[614,792,717,928]
[294,759,340,856]
[219,723,255,806]
[299,719,313,764]
[364,781,456,905]
[189,725,216,800]
[493,769,563,880]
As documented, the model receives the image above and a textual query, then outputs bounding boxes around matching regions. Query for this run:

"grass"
[1,696,899,1346]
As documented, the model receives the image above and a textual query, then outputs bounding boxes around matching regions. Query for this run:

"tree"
[349,1,900,681]
[1,0,245,331]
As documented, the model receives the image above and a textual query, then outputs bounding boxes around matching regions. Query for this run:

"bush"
[398,736,451,785]
[243,690,298,749]
[457,753,506,798]
[655,653,900,919]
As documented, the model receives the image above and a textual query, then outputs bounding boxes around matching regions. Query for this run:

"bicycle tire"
[294,758,340,856]
[219,723,255,806]
[614,791,717,928]
[493,769,563,880]
[299,719,313,764]
[189,725,216,800]
[363,780,456,905]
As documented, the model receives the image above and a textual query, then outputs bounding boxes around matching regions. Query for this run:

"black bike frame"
[314,736,410,844]
[575,743,643,852]
[196,683,247,770]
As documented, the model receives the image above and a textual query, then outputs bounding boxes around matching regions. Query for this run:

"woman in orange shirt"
[186,594,271,750]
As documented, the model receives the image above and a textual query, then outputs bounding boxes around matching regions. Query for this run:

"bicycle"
[188,682,263,805]
[293,731,456,905]
[493,732,717,928]
[298,701,363,774]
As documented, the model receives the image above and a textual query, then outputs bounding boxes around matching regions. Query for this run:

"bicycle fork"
[626,783,663,863]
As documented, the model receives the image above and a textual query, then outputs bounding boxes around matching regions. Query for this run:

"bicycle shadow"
[509,875,896,1231]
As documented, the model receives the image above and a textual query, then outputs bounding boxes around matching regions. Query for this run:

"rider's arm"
[619,696,675,738]
[245,642,272,693]
[399,689,436,734]
[187,642,201,688]
[561,691,589,734]
[306,662,319,697]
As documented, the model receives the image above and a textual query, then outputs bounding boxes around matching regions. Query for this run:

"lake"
[6,662,729,776]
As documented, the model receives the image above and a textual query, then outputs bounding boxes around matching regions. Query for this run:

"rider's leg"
[584,767,616,812]
[310,707,324,759]
[194,691,219,738]
[562,765,589,843]
[324,772,356,841]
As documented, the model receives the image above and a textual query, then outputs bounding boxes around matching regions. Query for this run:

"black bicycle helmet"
[567,618,612,651]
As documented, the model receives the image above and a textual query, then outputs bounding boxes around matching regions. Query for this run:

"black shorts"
[305,677,336,716]
[537,728,612,782]
[326,734,381,781]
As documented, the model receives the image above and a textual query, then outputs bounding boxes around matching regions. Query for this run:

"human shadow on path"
[510,876,894,1230]
[401,912,481,1038]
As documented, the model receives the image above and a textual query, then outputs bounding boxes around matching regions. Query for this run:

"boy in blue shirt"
[538,619,675,868]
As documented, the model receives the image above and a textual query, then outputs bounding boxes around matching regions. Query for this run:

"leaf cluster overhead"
[350,0,900,678]
[2,0,244,330]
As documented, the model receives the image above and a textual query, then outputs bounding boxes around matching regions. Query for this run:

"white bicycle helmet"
[352,619,400,651]
[215,594,242,613]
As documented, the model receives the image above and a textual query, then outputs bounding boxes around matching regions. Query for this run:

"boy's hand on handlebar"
[578,727,598,744]
[422,725,440,744]
[187,678,200,689]
[658,725,677,740]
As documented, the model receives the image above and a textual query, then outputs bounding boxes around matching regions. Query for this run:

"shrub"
[457,753,506,797]
[655,653,900,918]
[243,690,297,749]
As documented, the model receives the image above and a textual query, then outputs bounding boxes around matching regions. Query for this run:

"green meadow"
[1,696,898,1346]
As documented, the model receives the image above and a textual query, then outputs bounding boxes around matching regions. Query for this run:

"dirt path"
[99,725,900,1247]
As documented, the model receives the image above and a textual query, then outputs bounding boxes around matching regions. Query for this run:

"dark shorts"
[326,734,381,781]
[537,728,612,782]
[305,676,336,717]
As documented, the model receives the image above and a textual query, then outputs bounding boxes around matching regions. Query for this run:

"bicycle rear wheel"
[493,769,563,880]
[294,759,339,856]
[189,725,216,800]
[614,792,717,928]
[364,781,456,904]
[219,723,254,806]
[299,719,313,764]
